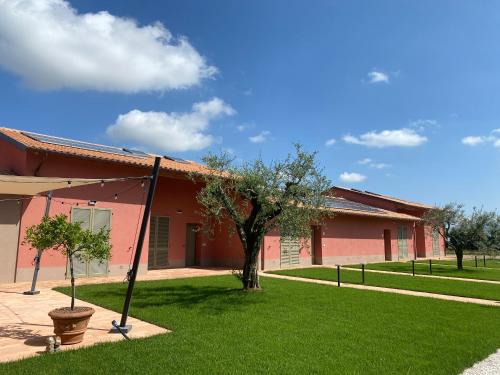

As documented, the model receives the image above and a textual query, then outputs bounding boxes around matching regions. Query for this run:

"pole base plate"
[111,325,132,333]
[23,290,40,295]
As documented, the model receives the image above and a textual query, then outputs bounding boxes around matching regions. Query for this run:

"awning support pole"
[115,157,161,333]
[24,191,53,295]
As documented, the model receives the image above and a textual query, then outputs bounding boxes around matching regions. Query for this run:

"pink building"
[0,128,443,283]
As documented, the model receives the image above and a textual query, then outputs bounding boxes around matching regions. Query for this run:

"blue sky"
[0,0,499,210]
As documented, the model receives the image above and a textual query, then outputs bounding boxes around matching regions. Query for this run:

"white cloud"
[409,119,438,131]
[0,0,216,92]
[357,158,372,165]
[249,131,270,144]
[343,128,427,148]
[367,71,389,84]
[325,138,336,146]
[106,97,235,152]
[339,172,366,183]
[461,129,500,148]
[236,123,254,132]
[357,158,390,169]
[371,163,390,169]
[462,136,486,146]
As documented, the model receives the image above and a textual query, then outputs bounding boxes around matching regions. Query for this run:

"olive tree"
[25,214,111,309]
[484,214,500,258]
[194,145,331,290]
[423,204,493,269]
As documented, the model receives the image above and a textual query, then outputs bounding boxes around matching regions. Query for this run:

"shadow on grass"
[132,285,262,311]
[57,282,265,315]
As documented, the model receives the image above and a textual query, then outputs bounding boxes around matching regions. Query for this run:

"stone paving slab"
[0,287,168,363]
[262,273,500,307]
[0,268,231,364]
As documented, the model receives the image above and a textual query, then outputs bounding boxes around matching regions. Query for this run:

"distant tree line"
[423,203,500,269]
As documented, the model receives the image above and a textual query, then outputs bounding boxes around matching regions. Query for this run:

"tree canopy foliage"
[423,203,498,269]
[25,214,111,309]
[194,145,331,289]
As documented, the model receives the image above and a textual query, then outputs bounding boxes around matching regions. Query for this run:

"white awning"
[0,175,144,196]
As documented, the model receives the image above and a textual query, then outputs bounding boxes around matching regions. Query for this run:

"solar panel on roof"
[21,131,149,158]
[324,197,382,213]
[122,147,148,156]
[163,155,189,164]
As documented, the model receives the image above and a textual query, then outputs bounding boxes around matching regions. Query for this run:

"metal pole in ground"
[361,264,365,283]
[412,260,415,276]
[429,259,432,275]
[337,265,340,287]
[24,191,53,295]
[116,156,161,332]
[483,254,486,267]
[475,256,478,267]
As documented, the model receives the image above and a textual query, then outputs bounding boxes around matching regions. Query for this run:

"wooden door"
[280,238,300,268]
[384,229,392,261]
[397,226,408,260]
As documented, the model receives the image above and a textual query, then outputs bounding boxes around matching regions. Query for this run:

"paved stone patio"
[0,268,231,363]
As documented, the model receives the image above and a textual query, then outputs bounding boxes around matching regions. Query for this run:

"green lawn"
[2,276,500,374]
[269,267,500,301]
[432,258,500,269]
[347,261,500,281]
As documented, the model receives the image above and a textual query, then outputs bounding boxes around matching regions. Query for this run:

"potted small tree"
[25,214,111,344]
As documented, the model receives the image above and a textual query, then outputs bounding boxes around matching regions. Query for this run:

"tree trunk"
[241,240,261,290]
[69,254,76,310]
[455,249,463,270]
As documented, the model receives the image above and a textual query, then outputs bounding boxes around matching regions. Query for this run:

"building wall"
[14,152,151,282]
[260,215,417,270]
[0,136,28,174]
[319,215,416,265]
[9,149,243,282]
[332,188,443,257]
[0,137,443,283]
[261,229,315,270]
[150,176,222,268]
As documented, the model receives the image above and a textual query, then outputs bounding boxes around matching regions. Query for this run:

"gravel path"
[461,350,500,375]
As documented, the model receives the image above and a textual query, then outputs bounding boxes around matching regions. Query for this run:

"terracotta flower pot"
[48,306,95,345]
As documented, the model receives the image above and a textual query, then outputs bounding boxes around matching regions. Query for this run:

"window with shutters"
[432,228,440,256]
[148,216,170,269]
[69,207,111,278]
[397,226,408,260]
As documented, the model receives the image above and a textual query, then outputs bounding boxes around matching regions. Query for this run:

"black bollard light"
[429,259,432,275]
[337,265,340,287]
[412,260,415,276]
[362,264,365,283]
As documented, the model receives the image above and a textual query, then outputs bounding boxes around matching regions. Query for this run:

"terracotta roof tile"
[0,127,423,222]
[0,127,212,175]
